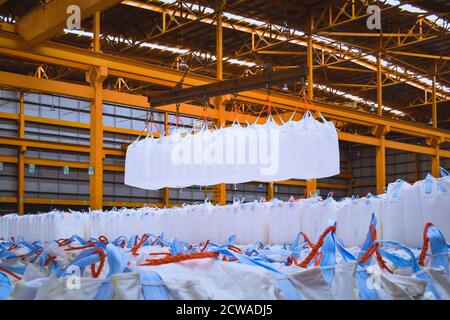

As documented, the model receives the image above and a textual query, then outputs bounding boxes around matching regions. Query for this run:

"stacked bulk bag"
[382,175,450,248]
[382,180,410,246]
[417,174,449,240]
[1,172,449,246]
[268,199,303,245]
[300,195,339,243]
[124,112,340,190]
[337,195,383,247]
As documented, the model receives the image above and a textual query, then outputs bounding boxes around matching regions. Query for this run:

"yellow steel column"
[163,111,170,207]
[267,183,274,200]
[377,38,383,116]
[432,67,437,128]
[429,137,442,178]
[87,66,107,210]
[17,91,25,215]
[374,125,389,195]
[93,11,101,53]
[87,13,106,210]
[214,1,226,205]
[375,36,386,195]
[306,12,317,197]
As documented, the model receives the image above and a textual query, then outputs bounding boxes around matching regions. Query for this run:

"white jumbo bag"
[418,174,450,240]
[382,180,409,244]
[300,195,337,244]
[259,200,271,245]
[336,197,353,246]
[268,199,300,245]
[337,195,382,247]
[133,258,281,300]
[401,180,426,248]
[317,114,340,179]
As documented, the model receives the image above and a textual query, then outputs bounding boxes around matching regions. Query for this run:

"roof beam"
[121,1,448,99]
[16,0,123,44]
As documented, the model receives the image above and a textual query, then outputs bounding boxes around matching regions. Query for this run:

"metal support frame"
[149,66,306,108]
[87,65,107,210]
[428,136,444,178]
[267,182,274,200]
[377,38,383,117]
[306,12,317,198]
[0,32,448,140]
[93,11,101,53]
[163,111,170,207]
[372,125,390,195]
[214,0,226,205]
[17,91,25,214]
[16,0,123,44]
[432,63,438,129]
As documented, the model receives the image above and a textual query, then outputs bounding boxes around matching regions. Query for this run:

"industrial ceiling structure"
[0,0,449,212]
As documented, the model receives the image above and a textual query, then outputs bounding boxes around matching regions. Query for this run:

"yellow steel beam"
[432,72,438,129]
[258,50,307,55]
[0,69,149,109]
[16,0,122,44]
[1,197,163,208]
[93,11,101,53]
[327,83,377,89]
[256,180,348,190]
[0,136,123,156]
[162,111,170,207]
[0,155,121,172]
[316,32,445,38]
[0,70,94,98]
[17,91,25,215]
[0,112,157,137]
[320,65,376,73]
[385,50,450,61]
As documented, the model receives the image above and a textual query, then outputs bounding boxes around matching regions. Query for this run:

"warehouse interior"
[1,0,450,303]
[0,0,448,214]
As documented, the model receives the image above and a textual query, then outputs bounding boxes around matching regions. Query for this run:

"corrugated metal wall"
[351,143,450,196]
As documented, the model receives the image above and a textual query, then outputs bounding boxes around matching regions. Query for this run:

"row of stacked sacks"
[0,215,449,300]
[1,173,449,248]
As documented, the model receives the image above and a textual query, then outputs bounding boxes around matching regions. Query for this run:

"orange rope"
[64,242,96,251]
[298,226,336,268]
[140,252,219,266]
[57,238,72,247]
[151,236,160,246]
[301,232,314,248]
[98,235,108,246]
[131,234,149,256]
[200,240,210,253]
[0,266,22,281]
[90,248,106,278]
[358,224,392,273]
[314,251,323,266]
[419,222,434,266]
[44,255,57,266]
[228,245,242,253]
